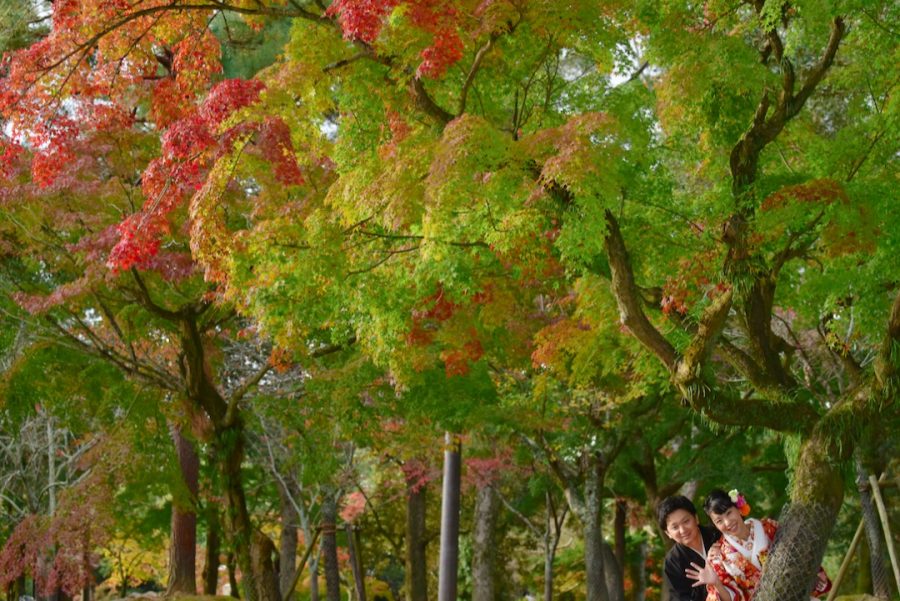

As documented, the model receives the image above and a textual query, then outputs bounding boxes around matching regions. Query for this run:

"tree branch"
[603,210,678,371]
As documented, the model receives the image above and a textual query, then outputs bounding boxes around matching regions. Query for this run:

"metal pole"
[437,432,462,601]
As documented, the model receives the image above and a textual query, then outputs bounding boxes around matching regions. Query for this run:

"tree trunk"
[278,482,299,599]
[471,484,500,601]
[321,495,341,601]
[602,541,625,601]
[614,499,626,573]
[754,432,844,601]
[346,525,366,601]
[227,552,240,598]
[204,505,222,595]
[584,457,610,601]
[167,425,199,596]
[437,433,462,601]
[310,550,321,601]
[630,542,647,601]
[251,531,281,601]
[404,466,428,601]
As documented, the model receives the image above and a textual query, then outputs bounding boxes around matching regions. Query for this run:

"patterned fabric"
[705,518,831,601]
[705,518,778,601]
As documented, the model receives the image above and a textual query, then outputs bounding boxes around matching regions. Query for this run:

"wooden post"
[282,527,321,601]
[346,524,367,601]
[868,474,900,594]
[825,519,865,601]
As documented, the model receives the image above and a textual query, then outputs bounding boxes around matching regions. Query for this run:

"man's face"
[665,508,701,546]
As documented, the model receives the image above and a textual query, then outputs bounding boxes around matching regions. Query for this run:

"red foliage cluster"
[440,329,484,377]
[661,250,726,316]
[0,484,113,597]
[109,78,304,271]
[401,458,435,494]
[463,448,517,489]
[760,178,849,211]
[326,0,463,78]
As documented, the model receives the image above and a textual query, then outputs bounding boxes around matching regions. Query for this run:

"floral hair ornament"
[729,489,752,517]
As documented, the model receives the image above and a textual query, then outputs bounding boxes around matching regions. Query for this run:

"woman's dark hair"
[704,488,737,516]
[657,495,698,531]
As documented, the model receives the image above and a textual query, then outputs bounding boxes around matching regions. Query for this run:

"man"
[658,495,721,601]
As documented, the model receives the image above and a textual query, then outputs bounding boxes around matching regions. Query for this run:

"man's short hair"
[657,495,698,532]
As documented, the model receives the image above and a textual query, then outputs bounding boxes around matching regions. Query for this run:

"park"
[0,1,897,601]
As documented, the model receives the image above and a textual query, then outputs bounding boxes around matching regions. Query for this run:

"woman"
[685,489,830,601]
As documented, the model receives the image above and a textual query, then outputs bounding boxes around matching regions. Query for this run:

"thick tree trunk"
[404,467,428,601]
[214,418,281,601]
[167,425,199,596]
[251,531,281,601]
[471,485,500,601]
[320,496,341,601]
[204,505,222,595]
[754,432,844,601]
[277,483,299,599]
[437,433,462,601]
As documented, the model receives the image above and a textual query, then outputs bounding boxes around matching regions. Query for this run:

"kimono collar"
[723,517,769,570]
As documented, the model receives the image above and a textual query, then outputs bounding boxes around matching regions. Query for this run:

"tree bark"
[320,495,341,601]
[630,542,647,601]
[754,431,844,601]
[437,433,462,601]
[250,531,281,601]
[277,482,299,599]
[404,466,428,601]
[204,505,222,595]
[227,552,240,598]
[614,499,626,575]
[583,457,610,601]
[471,484,500,601]
[167,425,199,596]
[602,541,625,601]
[346,524,367,601]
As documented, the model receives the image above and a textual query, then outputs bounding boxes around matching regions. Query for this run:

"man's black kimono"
[663,524,722,601]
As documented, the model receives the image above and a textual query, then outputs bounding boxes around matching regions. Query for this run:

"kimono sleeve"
[705,544,743,601]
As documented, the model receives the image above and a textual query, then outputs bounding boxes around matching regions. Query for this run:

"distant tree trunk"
[320,496,341,601]
[404,466,428,601]
[543,492,566,601]
[167,425,199,596]
[602,541,625,601]
[227,552,240,598]
[277,483,299,599]
[583,456,610,601]
[630,542,647,601]
[204,505,222,595]
[309,549,321,601]
[471,485,499,601]
[346,525,367,601]
[437,433,462,601]
[614,499,626,571]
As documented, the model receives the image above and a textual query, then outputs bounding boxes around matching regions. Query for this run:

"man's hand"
[685,562,719,587]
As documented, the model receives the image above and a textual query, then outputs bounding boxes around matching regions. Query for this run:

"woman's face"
[709,506,749,539]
